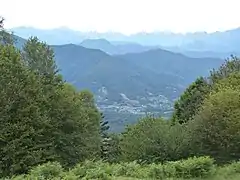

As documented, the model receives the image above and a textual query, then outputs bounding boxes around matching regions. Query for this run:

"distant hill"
[174,50,240,59]
[160,46,240,59]
[52,44,184,104]
[52,44,224,131]
[81,39,239,59]
[115,49,223,84]
[10,27,84,45]
[13,35,26,49]
[14,34,235,59]
[80,38,156,55]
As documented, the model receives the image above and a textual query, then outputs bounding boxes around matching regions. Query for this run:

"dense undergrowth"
[3,156,240,180]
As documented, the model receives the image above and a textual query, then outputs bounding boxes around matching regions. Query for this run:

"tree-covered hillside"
[53,44,225,131]
[13,35,224,131]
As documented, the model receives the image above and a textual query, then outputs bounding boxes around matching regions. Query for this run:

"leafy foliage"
[210,55,240,84]
[120,116,189,163]
[7,157,240,180]
[22,37,59,82]
[100,112,111,160]
[0,17,14,45]
[50,84,101,167]
[172,76,210,124]
[0,44,57,176]
[0,25,102,176]
[173,56,240,125]
[189,74,240,164]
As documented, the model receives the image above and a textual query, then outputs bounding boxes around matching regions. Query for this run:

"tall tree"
[189,73,240,164]
[0,17,3,28]
[52,85,102,166]
[99,112,111,160]
[77,90,102,159]
[22,36,102,166]
[209,55,240,84]
[172,77,210,124]
[120,115,189,163]
[22,36,61,87]
[0,17,14,45]
[0,33,103,177]
[0,44,56,177]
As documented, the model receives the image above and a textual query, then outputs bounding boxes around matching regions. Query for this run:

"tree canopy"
[189,74,240,163]
[0,23,102,177]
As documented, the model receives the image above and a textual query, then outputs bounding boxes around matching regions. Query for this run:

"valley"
[12,30,229,131]
[52,43,224,131]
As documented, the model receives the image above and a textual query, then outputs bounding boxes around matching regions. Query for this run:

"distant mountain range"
[80,39,157,55]
[10,26,240,59]
[14,35,225,131]
[79,39,239,59]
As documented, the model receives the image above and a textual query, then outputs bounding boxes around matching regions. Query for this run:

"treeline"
[0,18,240,178]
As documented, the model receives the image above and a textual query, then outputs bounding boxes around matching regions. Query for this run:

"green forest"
[0,18,240,179]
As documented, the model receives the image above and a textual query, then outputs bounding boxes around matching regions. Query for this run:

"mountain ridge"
[51,43,224,131]
[10,26,240,59]
[80,38,157,55]
[10,26,240,47]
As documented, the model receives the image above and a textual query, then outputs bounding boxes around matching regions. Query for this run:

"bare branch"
[0,17,4,28]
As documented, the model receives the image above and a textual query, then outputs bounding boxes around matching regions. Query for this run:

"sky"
[1,0,240,35]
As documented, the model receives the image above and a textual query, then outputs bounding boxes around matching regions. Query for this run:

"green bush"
[7,175,28,180]
[216,161,240,178]
[61,172,79,180]
[28,162,64,179]
[147,163,166,179]
[112,161,147,178]
[120,116,190,163]
[83,169,111,180]
[70,160,93,178]
[69,160,114,179]
[229,161,240,174]
[166,156,215,178]
[147,156,215,179]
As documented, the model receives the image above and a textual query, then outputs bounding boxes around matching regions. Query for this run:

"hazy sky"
[1,0,240,34]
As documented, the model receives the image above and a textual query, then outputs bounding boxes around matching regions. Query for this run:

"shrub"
[7,175,28,180]
[61,171,79,180]
[166,156,215,178]
[28,162,64,179]
[147,163,165,179]
[83,169,111,180]
[189,88,240,164]
[70,160,94,178]
[217,161,240,177]
[112,161,147,178]
[120,116,189,163]
[70,160,114,179]
[6,157,240,179]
